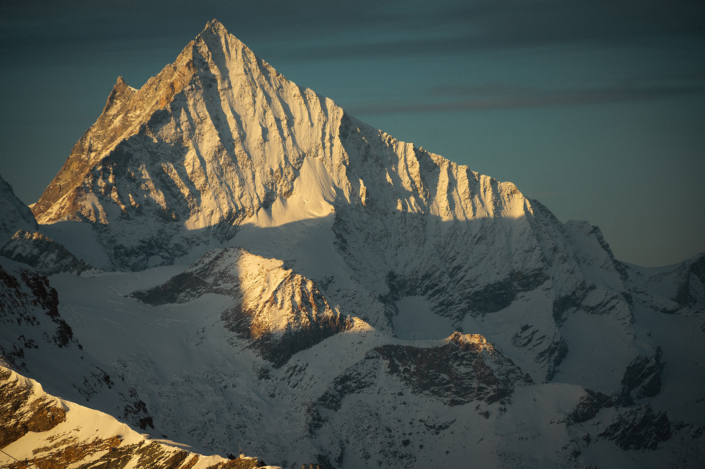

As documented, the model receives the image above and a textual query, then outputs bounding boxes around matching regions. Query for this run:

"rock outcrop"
[1,230,92,276]
[0,367,279,469]
[0,175,37,245]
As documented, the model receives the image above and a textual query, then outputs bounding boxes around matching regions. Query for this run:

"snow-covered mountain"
[0,230,92,276]
[0,366,276,469]
[0,175,37,244]
[1,19,704,469]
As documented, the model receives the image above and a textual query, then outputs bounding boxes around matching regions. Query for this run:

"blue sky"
[0,0,703,266]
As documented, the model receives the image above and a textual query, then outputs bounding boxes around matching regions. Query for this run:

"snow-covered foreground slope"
[0,366,276,469]
[1,19,704,469]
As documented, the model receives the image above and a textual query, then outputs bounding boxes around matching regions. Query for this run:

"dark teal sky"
[1,0,703,266]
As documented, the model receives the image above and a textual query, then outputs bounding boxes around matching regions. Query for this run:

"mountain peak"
[203,18,228,36]
[197,18,235,47]
[195,18,248,59]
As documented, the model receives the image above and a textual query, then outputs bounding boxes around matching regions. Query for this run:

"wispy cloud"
[346,81,705,115]
[526,190,599,199]
[2,0,704,63]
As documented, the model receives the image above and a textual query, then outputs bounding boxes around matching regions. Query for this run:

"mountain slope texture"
[0,366,276,469]
[1,19,704,469]
[0,175,37,244]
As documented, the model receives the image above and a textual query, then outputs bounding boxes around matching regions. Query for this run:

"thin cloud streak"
[346,83,705,115]
[1,0,703,63]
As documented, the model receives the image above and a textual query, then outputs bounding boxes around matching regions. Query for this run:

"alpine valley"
[1,20,704,469]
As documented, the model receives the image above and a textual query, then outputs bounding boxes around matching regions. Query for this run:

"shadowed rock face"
[614,347,664,406]
[0,230,92,276]
[133,247,355,368]
[29,20,342,270]
[674,254,705,308]
[222,296,353,369]
[0,175,37,244]
[373,332,533,406]
[567,389,614,424]
[598,404,672,450]
[312,332,533,425]
[31,59,198,223]
[0,263,77,370]
[0,367,251,469]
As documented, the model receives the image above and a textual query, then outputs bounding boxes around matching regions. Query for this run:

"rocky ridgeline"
[0,175,37,245]
[133,248,355,368]
[0,260,76,371]
[0,230,92,276]
[0,367,280,469]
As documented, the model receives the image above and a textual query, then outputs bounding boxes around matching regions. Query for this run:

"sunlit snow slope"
[0,366,276,469]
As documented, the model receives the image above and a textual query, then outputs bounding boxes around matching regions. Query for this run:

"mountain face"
[0,230,92,276]
[33,19,343,271]
[0,175,37,244]
[133,247,356,368]
[0,366,275,469]
[0,257,77,372]
[2,19,705,469]
[0,178,94,276]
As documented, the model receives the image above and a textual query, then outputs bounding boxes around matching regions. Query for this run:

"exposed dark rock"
[465,277,517,313]
[72,367,114,402]
[0,263,79,369]
[374,332,533,405]
[0,230,92,276]
[614,348,664,406]
[70,441,196,469]
[7,436,124,469]
[122,387,154,430]
[309,332,532,440]
[690,255,705,285]
[315,354,378,414]
[552,285,590,325]
[222,301,353,368]
[674,255,705,308]
[537,335,569,382]
[598,404,671,450]
[510,323,568,382]
[206,457,267,468]
[135,248,355,368]
[382,268,549,322]
[132,271,208,305]
[0,175,38,244]
[567,390,614,424]
[0,368,67,449]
